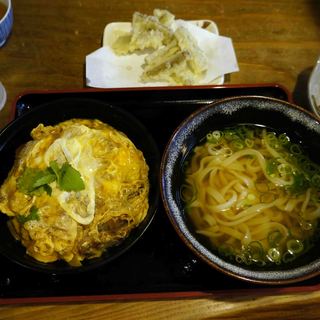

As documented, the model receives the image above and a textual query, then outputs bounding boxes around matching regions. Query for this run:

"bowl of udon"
[161,95,320,284]
[0,97,160,273]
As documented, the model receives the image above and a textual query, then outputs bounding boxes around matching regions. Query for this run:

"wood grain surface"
[0,0,320,319]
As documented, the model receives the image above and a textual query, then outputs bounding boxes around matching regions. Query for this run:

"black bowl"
[0,97,160,274]
[161,96,320,285]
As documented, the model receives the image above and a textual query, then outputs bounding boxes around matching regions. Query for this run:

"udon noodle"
[182,125,320,266]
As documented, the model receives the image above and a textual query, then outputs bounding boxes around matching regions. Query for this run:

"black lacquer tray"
[1,84,319,305]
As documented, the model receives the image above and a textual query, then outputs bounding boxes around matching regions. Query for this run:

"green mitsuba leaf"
[17,206,40,224]
[59,162,85,192]
[17,168,56,196]
[18,161,85,196]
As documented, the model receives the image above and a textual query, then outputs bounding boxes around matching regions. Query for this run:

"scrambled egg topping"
[0,119,149,266]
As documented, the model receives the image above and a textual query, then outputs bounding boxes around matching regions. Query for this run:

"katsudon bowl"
[0,97,160,274]
[161,96,320,285]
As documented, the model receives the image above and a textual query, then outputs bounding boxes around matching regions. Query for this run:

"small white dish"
[0,81,6,111]
[308,56,320,117]
[85,19,240,88]
[101,20,224,86]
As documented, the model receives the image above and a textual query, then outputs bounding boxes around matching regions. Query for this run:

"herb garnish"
[51,161,85,192]
[17,167,55,196]
[17,206,40,224]
[17,161,85,196]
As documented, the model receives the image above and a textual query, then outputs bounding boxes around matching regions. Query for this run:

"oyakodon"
[0,118,149,266]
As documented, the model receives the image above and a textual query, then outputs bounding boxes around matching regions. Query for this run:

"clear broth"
[182,124,320,267]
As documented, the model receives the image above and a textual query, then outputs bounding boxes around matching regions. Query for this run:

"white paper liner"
[0,81,6,111]
[86,19,239,88]
[308,56,320,116]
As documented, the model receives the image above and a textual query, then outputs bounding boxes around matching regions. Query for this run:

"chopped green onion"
[224,130,235,141]
[268,230,283,247]
[246,241,264,262]
[206,131,222,145]
[235,255,244,264]
[311,174,320,187]
[278,133,290,146]
[266,159,278,175]
[223,147,233,157]
[278,163,292,175]
[245,138,254,148]
[287,173,310,195]
[266,132,277,142]
[304,161,319,175]
[231,139,244,150]
[296,155,309,168]
[290,144,303,155]
[267,248,281,263]
[212,130,222,140]
[207,144,220,155]
[286,239,304,254]
[282,251,296,263]
[265,132,280,148]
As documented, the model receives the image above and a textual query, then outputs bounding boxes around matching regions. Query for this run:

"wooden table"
[0,0,320,319]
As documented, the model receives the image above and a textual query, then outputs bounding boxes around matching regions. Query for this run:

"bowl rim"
[160,95,320,285]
